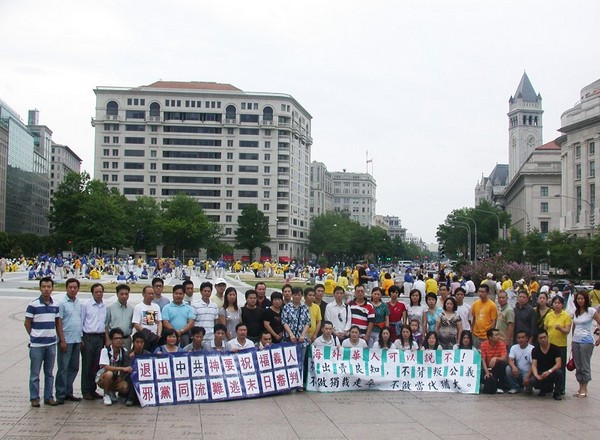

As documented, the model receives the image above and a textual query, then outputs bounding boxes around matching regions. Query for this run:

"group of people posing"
[24,274,600,409]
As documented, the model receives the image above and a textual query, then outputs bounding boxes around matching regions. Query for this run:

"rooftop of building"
[509,72,541,103]
[535,140,560,151]
[144,80,242,91]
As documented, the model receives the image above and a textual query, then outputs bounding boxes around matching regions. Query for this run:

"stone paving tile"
[201,423,299,440]
[338,422,440,440]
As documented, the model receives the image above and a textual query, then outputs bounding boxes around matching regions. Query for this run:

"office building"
[0,100,50,235]
[92,81,312,262]
[331,170,377,227]
[50,143,82,196]
[557,78,600,237]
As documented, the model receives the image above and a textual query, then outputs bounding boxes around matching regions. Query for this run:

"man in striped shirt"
[24,277,64,407]
[347,285,374,344]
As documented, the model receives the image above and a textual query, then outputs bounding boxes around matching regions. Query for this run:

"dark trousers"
[529,369,564,394]
[481,360,507,394]
[81,334,103,394]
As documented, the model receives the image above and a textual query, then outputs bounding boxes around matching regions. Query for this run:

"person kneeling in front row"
[528,329,563,400]
[96,327,132,406]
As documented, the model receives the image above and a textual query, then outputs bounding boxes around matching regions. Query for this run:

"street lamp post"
[511,206,531,233]
[473,208,503,240]
[555,193,595,279]
[448,221,472,263]
[546,249,551,275]
[457,216,477,261]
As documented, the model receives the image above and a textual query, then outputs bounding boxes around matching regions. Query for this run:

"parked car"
[551,279,571,292]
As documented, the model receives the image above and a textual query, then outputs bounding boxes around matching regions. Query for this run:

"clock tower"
[507,72,543,181]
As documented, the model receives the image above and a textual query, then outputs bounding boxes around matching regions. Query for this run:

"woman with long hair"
[407,289,425,335]
[423,292,442,333]
[373,326,393,349]
[571,291,600,397]
[394,324,418,351]
[422,331,440,350]
[436,296,463,349]
[218,287,240,340]
[534,291,551,338]
[454,330,474,349]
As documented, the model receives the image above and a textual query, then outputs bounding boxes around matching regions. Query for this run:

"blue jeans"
[56,343,80,399]
[29,344,56,401]
[505,365,527,390]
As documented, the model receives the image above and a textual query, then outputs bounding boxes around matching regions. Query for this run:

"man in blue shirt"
[162,284,196,347]
[24,277,64,407]
[81,283,107,400]
[56,278,83,404]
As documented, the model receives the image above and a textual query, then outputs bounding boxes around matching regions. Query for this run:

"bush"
[461,256,535,287]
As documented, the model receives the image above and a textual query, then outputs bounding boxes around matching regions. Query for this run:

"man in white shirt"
[325,287,351,341]
[312,321,341,347]
[192,281,219,343]
[505,330,534,394]
[227,323,255,352]
[455,288,472,331]
[132,286,162,336]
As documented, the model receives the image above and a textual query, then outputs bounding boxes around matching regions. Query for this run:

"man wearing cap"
[210,278,227,309]
[481,273,498,302]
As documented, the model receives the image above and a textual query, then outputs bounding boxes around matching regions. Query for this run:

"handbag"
[566,352,576,371]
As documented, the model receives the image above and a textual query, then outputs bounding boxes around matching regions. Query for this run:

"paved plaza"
[0,271,599,439]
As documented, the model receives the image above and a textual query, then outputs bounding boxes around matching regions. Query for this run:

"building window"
[576,144,581,158]
[226,203,232,210]
[589,141,595,155]
[264,178,270,185]
[112,136,119,143]
[150,163,157,170]
[576,164,582,179]
[590,161,595,178]
[103,161,109,169]
[150,150,157,157]
[150,175,156,183]
[103,136,110,143]
[151,138,157,145]
[226,215,232,222]
[264,191,270,198]
[227,165,233,172]
[227,128,234,135]
[113,149,119,156]
[540,202,548,213]
[264,166,270,173]
[227,153,233,160]
[102,174,109,182]
[227,140,233,147]
[225,228,232,235]
[103,149,109,156]
[111,175,118,182]
[576,186,582,223]
[265,141,270,148]
[264,154,270,161]
[226,190,232,197]
[264,204,270,210]
[149,188,156,196]
[540,186,548,197]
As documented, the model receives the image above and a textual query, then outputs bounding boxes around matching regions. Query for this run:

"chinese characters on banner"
[307,347,481,394]
[132,344,303,407]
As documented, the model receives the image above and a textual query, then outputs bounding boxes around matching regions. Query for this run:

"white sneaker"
[508,388,519,394]
[109,391,118,403]
[496,388,504,394]
[103,395,112,406]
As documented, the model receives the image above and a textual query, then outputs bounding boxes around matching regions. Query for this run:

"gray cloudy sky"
[1,0,599,243]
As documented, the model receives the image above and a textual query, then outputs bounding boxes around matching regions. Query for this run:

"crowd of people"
[24,270,600,409]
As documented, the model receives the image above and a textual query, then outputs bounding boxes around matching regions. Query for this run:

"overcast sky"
[1,0,599,243]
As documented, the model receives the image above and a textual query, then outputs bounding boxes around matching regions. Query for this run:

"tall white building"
[92,81,312,262]
[50,143,82,196]
[310,161,333,217]
[508,73,543,181]
[557,78,600,237]
[331,170,377,227]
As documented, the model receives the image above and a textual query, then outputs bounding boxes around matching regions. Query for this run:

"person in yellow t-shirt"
[471,284,498,348]
[544,295,572,393]
[501,275,513,292]
[323,274,336,295]
[425,275,438,294]
[381,272,395,296]
[352,265,360,287]
[337,272,349,291]
[304,288,322,342]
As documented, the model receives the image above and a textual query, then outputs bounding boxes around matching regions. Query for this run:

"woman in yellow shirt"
[323,274,336,295]
[381,272,395,296]
[544,295,571,394]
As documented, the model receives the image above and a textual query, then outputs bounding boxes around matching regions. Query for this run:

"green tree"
[158,194,220,258]
[128,196,161,253]
[308,212,356,263]
[234,206,270,260]
[48,172,130,253]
